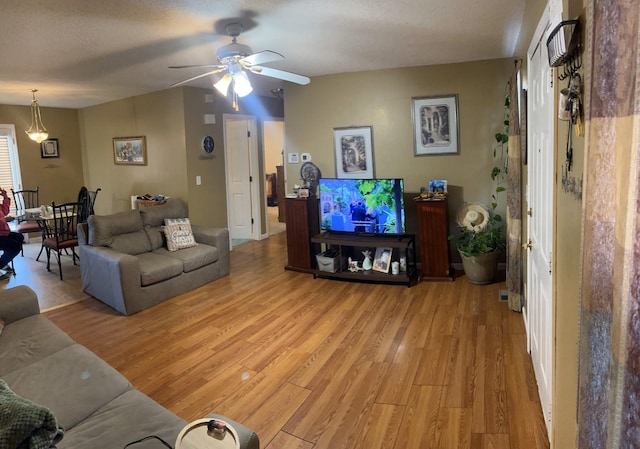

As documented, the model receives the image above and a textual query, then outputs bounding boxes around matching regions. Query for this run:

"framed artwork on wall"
[411,94,460,156]
[333,125,374,179]
[113,136,147,165]
[40,138,59,158]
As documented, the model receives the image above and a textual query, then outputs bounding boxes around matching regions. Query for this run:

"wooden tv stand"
[310,232,417,287]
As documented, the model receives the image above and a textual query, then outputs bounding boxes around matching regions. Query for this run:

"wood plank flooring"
[43,232,549,449]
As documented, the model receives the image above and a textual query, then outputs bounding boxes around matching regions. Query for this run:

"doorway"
[262,119,286,236]
[223,115,260,246]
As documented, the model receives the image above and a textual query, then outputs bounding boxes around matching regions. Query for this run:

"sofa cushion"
[153,244,219,273]
[163,218,197,251]
[3,344,132,431]
[59,390,185,449]
[0,315,75,377]
[88,210,151,255]
[137,252,184,286]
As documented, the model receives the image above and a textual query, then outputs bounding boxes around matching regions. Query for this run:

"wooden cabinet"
[415,199,454,281]
[285,197,319,272]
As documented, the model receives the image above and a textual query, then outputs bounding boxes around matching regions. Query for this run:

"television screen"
[319,178,405,234]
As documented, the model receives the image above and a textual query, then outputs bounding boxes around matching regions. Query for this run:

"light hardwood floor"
[41,232,549,449]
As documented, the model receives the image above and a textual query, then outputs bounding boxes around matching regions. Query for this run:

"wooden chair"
[10,187,40,256]
[77,186,101,223]
[42,201,79,280]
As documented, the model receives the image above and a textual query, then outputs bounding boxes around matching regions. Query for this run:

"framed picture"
[373,247,392,273]
[113,136,147,165]
[411,94,460,156]
[333,125,374,179]
[40,138,59,158]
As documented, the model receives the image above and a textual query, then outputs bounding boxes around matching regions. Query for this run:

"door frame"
[223,114,261,243]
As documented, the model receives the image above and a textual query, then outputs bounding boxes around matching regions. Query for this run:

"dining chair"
[10,187,40,255]
[77,186,101,223]
[42,201,80,280]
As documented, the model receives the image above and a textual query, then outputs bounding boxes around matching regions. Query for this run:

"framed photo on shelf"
[333,125,374,179]
[411,94,460,156]
[113,136,147,165]
[372,247,392,273]
[40,138,59,158]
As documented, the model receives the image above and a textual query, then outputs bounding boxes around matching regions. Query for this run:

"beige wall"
[79,89,189,214]
[0,104,84,205]
[264,120,284,175]
[284,59,514,255]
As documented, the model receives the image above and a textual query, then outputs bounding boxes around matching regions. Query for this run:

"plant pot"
[458,250,499,285]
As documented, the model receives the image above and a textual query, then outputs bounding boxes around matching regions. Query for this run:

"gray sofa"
[0,285,259,449]
[78,198,230,315]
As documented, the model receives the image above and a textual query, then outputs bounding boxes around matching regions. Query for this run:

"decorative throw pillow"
[163,218,197,251]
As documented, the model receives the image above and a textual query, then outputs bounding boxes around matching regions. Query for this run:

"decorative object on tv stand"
[333,125,374,179]
[361,249,373,271]
[411,94,459,156]
[373,247,392,273]
[26,89,48,143]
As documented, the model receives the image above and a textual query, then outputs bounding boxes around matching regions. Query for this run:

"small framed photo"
[40,139,59,158]
[429,179,448,195]
[373,247,392,273]
[411,94,460,156]
[113,136,147,165]
[333,125,374,179]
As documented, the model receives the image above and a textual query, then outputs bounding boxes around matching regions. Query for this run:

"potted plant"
[452,203,506,284]
[451,93,509,284]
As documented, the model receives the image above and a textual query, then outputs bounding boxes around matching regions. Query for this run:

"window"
[0,125,23,215]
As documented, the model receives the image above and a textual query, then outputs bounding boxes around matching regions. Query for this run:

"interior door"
[225,118,253,241]
[526,10,555,437]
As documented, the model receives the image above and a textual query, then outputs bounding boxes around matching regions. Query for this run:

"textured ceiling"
[0,0,526,109]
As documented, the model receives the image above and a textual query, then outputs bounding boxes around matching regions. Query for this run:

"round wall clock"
[202,136,215,154]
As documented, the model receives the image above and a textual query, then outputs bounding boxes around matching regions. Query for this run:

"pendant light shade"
[26,89,48,143]
[232,71,253,98]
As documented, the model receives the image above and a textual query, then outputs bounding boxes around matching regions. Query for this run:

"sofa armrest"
[79,244,142,315]
[0,286,40,324]
[192,226,229,255]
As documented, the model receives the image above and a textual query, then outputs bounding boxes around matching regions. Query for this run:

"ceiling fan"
[169,23,310,107]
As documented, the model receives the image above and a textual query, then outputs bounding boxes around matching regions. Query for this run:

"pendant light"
[26,89,48,143]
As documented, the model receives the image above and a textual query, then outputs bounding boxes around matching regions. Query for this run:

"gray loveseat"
[0,285,259,449]
[78,198,230,315]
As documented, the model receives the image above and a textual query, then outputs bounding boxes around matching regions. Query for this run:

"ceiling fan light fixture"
[26,89,48,143]
[214,73,232,96]
[232,71,253,97]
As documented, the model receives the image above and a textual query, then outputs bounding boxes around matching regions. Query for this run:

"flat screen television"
[318,178,405,235]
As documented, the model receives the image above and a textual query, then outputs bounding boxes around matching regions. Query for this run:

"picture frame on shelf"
[372,247,392,273]
[113,136,147,165]
[411,94,460,156]
[40,138,59,158]
[333,125,374,179]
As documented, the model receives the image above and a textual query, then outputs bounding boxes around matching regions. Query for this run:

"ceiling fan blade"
[249,66,310,85]
[170,68,227,87]
[169,64,226,69]
[241,50,284,67]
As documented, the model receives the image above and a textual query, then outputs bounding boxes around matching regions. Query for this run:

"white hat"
[456,203,491,232]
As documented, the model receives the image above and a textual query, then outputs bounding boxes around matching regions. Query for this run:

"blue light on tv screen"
[318,178,405,234]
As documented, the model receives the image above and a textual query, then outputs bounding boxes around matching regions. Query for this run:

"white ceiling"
[0,0,526,109]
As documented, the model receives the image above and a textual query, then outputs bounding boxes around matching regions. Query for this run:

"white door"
[526,8,555,438]
[224,116,260,242]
